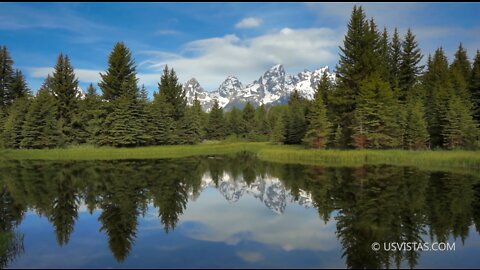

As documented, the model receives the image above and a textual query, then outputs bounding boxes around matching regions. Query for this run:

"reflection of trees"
[0,156,479,267]
[0,185,25,268]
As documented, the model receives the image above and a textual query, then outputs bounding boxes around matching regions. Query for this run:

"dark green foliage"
[226,107,242,137]
[9,70,30,101]
[255,104,270,136]
[21,88,60,149]
[405,98,429,150]
[99,42,138,101]
[76,84,104,143]
[0,46,14,108]
[2,98,30,148]
[443,95,478,149]
[269,113,285,144]
[285,90,308,144]
[450,44,472,105]
[353,73,401,149]
[424,48,454,148]
[303,73,332,148]
[51,54,80,144]
[205,99,225,140]
[389,28,402,91]
[156,66,186,121]
[177,97,203,144]
[472,50,480,123]
[241,102,257,140]
[398,29,423,102]
[149,93,175,145]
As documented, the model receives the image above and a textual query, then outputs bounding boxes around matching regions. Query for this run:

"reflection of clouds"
[180,188,339,252]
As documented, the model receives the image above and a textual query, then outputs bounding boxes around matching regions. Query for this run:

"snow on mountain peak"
[184,64,335,111]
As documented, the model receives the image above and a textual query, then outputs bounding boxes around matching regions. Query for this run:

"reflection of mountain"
[189,172,313,214]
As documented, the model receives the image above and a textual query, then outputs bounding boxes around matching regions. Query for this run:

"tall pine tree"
[398,29,423,102]
[0,46,14,108]
[471,50,480,123]
[205,99,225,140]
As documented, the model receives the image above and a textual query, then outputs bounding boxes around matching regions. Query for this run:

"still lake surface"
[1,152,479,268]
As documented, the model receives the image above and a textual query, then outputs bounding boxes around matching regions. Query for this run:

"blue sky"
[1,2,479,94]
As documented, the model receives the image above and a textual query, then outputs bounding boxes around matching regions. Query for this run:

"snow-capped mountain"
[188,172,314,214]
[183,64,335,111]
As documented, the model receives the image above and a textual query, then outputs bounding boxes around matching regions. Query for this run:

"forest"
[0,5,479,150]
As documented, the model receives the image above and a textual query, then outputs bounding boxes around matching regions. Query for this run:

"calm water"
[1,152,480,268]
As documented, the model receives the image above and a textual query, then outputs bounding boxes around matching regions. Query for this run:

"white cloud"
[28,67,161,89]
[140,27,341,90]
[235,17,263,29]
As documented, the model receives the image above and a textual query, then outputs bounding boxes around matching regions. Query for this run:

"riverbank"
[1,142,480,174]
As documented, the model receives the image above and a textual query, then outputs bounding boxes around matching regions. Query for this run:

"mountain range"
[183,64,335,111]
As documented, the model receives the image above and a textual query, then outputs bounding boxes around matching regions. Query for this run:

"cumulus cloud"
[235,17,262,29]
[140,27,342,90]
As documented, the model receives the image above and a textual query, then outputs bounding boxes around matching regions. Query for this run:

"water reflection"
[0,152,479,268]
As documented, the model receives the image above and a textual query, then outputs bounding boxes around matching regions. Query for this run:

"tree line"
[0,5,479,150]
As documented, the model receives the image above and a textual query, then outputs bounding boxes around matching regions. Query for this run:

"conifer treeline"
[0,6,479,150]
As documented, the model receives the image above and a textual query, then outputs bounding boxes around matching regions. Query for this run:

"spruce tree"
[424,48,454,148]
[0,46,14,108]
[330,6,372,148]
[255,104,270,137]
[10,70,30,101]
[99,42,138,101]
[285,90,307,144]
[443,95,478,149]
[389,28,402,91]
[178,97,203,144]
[51,54,80,144]
[241,102,257,140]
[21,88,60,149]
[303,73,333,148]
[157,66,187,121]
[404,98,429,150]
[270,113,285,144]
[77,84,104,143]
[149,93,175,145]
[471,50,480,123]
[2,97,29,148]
[227,107,242,137]
[450,44,472,105]
[353,73,401,149]
[205,99,225,140]
[398,29,423,102]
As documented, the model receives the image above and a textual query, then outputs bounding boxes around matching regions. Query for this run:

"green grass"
[1,142,480,175]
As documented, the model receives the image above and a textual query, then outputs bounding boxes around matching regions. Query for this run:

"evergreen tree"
[389,28,402,90]
[77,84,104,143]
[2,97,29,148]
[227,107,242,137]
[424,48,454,148]
[330,6,371,148]
[285,90,308,144]
[156,66,187,121]
[9,70,30,101]
[333,125,343,148]
[353,73,401,149]
[241,102,257,140]
[443,95,478,149]
[205,99,225,140]
[149,93,175,145]
[404,98,430,150]
[0,46,14,108]
[303,73,333,148]
[270,113,285,144]
[471,50,480,123]
[21,88,60,149]
[51,54,80,144]
[255,104,270,136]
[177,97,203,144]
[450,44,472,105]
[398,29,423,102]
[99,42,138,101]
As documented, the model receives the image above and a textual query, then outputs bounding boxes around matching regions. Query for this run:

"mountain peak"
[217,75,243,97]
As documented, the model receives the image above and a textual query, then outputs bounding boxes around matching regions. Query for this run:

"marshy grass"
[1,142,479,175]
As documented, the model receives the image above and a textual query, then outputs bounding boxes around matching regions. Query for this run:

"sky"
[1,2,479,94]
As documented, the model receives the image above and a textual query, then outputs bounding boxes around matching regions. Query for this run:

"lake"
[1,152,479,268]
